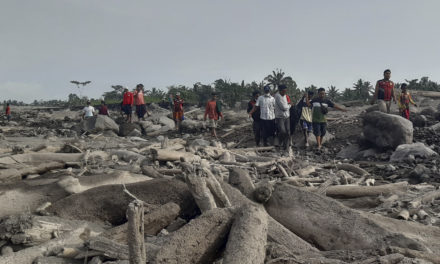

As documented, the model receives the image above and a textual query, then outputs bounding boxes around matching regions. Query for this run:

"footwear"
[305,142,309,147]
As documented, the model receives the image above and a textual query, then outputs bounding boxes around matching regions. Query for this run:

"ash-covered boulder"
[412,114,427,127]
[363,111,413,149]
[119,122,142,137]
[390,142,437,162]
[420,106,436,117]
[80,115,119,134]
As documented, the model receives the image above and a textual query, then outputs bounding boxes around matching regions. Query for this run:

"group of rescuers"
[79,69,416,153]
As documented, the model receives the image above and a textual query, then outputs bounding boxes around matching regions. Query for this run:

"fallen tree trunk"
[154,208,234,264]
[408,189,440,209]
[320,182,408,198]
[0,222,105,264]
[88,236,129,260]
[150,148,198,162]
[228,167,255,198]
[127,200,146,264]
[265,183,440,253]
[0,153,84,165]
[223,204,268,264]
[0,162,64,183]
[101,202,181,243]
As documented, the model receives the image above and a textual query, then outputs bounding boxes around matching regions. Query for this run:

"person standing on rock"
[5,103,11,122]
[249,86,276,147]
[398,83,417,120]
[298,91,314,147]
[82,101,95,119]
[98,100,109,116]
[371,69,396,113]
[204,92,223,138]
[122,87,134,123]
[173,92,184,132]
[247,90,262,146]
[134,84,148,121]
[311,88,347,150]
[274,85,291,155]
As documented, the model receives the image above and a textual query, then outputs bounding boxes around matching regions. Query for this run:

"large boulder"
[390,143,437,162]
[158,116,175,128]
[412,114,427,127]
[80,115,119,133]
[420,106,436,117]
[430,123,440,132]
[363,111,413,149]
[119,123,142,137]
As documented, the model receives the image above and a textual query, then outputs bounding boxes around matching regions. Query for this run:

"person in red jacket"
[371,69,396,113]
[204,92,223,138]
[122,87,134,123]
[5,103,11,122]
[173,92,184,133]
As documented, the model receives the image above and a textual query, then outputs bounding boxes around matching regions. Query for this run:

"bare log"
[0,162,65,183]
[185,172,217,212]
[228,167,255,198]
[322,163,369,176]
[0,153,83,165]
[150,148,197,162]
[88,236,129,260]
[313,182,408,198]
[101,202,181,243]
[127,200,146,264]
[154,208,234,264]
[408,189,440,209]
[265,183,440,252]
[223,204,268,264]
[203,167,232,208]
[141,165,164,178]
[389,247,440,264]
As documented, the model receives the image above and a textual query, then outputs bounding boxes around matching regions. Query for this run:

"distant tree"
[353,79,373,101]
[264,69,294,91]
[70,80,91,97]
[327,85,340,101]
[103,85,125,101]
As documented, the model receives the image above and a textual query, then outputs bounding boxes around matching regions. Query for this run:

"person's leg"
[386,101,391,113]
[301,120,308,145]
[253,121,260,146]
[284,117,290,150]
[261,120,269,146]
[320,123,327,148]
[312,122,321,149]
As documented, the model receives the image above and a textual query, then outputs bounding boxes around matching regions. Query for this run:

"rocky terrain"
[0,91,440,264]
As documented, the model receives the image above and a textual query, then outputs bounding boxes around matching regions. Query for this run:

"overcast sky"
[1,0,439,103]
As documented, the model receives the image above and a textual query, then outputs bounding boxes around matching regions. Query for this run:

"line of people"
[248,85,347,154]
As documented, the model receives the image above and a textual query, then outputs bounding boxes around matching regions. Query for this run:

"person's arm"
[409,93,417,106]
[277,95,290,111]
[371,81,379,104]
[391,82,397,103]
[329,101,347,112]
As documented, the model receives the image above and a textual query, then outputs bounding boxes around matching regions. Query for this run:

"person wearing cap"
[274,85,291,155]
[249,86,275,146]
[82,100,95,119]
[173,92,184,132]
[204,92,223,138]
[134,84,149,121]
[247,90,262,146]
[122,87,134,123]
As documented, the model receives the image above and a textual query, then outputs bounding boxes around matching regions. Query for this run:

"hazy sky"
[1,0,439,103]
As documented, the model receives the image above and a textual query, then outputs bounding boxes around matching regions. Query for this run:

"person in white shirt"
[274,85,291,154]
[82,101,95,119]
[249,85,275,146]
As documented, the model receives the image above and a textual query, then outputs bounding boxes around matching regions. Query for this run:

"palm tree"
[70,80,91,98]
[327,85,339,101]
[264,69,294,91]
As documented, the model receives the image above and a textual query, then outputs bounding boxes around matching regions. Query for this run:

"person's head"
[278,85,287,96]
[87,100,91,106]
[383,69,391,80]
[318,88,326,99]
[136,84,144,91]
[401,83,407,92]
[124,87,129,93]
[263,86,271,94]
[6,103,9,107]
[101,100,106,105]
[211,92,218,100]
[307,90,315,99]
[176,92,181,98]
[252,90,260,99]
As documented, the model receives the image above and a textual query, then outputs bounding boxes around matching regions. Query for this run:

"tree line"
[25,71,440,107]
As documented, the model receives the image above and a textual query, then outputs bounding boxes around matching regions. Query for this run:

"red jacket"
[123,92,134,105]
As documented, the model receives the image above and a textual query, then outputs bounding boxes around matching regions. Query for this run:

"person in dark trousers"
[204,92,223,138]
[247,90,262,146]
[274,85,291,155]
[298,91,314,147]
[398,83,417,120]
[98,100,109,116]
[249,86,275,147]
[311,88,347,150]
[5,103,11,122]
[122,87,134,123]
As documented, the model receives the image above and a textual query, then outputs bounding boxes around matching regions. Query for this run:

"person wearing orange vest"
[371,69,396,113]
[122,87,134,123]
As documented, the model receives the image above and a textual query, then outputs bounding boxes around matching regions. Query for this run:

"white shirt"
[83,106,95,117]
[256,94,275,120]
[274,92,290,119]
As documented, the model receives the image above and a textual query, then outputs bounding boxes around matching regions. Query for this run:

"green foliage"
[340,79,373,102]
[404,77,440,91]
